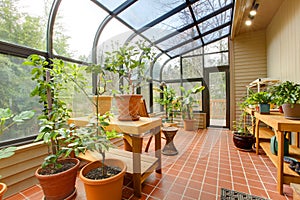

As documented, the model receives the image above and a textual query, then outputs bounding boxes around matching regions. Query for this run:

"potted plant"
[245,91,272,114]
[23,54,89,200]
[269,81,300,119]
[153,82,180,126]
[78,113,126,200]
[0,108,34,200]
[104,41,156,121]
[232,114,255,151]
[178,85,205,131]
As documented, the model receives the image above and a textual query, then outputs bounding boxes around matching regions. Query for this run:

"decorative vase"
[92,95,113,115]
[79,159,126,200]
[232,132,255,151]
[282,103,300,120]
[0,183,7,200]
[35,158,80,200]
[115,94,142,121]
[183,119,197,131]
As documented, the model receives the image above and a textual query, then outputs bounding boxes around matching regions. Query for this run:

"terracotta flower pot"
[0,183,7,200]
[35,158,80,200]
[115,94,142,121]
[92,95,113,115]
[79,159,127,200]
[183,119,198,131]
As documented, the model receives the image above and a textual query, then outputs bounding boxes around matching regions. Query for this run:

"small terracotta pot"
[35,158,80,200]
[79,159,126,200]
[115,94,142,121]
[0,183,7,200]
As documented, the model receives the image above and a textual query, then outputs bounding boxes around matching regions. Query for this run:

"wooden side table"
[161,127,179,156]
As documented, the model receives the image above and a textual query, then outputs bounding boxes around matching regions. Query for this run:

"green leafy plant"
[0,108,34,177]
[245,91,272,105]
[104,41,156,94]
[232,112,252,136]
[178,85,205,120]
[153,83,180,123]
[269,81,300,106]
[23,54,89,170]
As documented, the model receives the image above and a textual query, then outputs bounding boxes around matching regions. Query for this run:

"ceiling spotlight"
[249,9,257,16]
[245,19,252,26]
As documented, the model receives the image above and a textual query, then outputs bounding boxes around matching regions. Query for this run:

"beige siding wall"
[267,0,300,81]
[0,142,48,198]
[230,30,267,123]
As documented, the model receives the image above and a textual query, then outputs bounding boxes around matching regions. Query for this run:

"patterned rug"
[221,188,269,200]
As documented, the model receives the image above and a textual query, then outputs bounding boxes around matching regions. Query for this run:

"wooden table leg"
[255,119,261,155]
[154,126,162,174]
[277,130,284,195]
[131,136,142,197]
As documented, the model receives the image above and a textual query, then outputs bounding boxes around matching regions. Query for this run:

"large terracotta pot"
[183,119,198,131]
[232,132,255,151]
[92,95,113,115]
[282,103,300,120]
[35,158,80,200]
[115,94,142,121]
[79,159,126,200]
[0,183,7,200]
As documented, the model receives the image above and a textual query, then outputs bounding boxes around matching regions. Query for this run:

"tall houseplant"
[23,54,88,200]
[0,108,34,200]
[104,41,156,121]
[153,82,180,124]
[178,85,205,131]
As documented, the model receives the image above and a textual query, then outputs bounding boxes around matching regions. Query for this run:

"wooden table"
[254,112,300,194]
[68,116,162,197]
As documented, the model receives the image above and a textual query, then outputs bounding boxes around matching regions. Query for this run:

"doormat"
[221,188,269,200]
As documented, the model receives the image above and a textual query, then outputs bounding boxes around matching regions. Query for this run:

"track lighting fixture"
[245,1,259,26]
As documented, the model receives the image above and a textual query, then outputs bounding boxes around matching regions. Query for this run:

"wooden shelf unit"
[254,111,300,194]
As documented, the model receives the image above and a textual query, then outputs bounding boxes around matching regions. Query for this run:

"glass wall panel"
[152,81,161,114]
[119,0,184,29]
[0,0,52,51]
[183,47,203,57]
[152,54,169,80]
[162,58,180,80]
[182,56,203,79]
[0,54,41,142]
[204,52,228,68]
[54,0,108,61]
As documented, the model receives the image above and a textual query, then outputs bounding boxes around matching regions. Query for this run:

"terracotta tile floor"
[5,128,294,200]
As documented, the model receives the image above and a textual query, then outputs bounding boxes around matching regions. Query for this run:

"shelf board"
[260,141,300,178]
[258,127,274,140]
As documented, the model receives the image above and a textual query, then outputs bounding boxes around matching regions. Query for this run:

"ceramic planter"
[92,95,113,115]
[282,103,300,120]
[258,103,270,114]
[0,183,7,200]
[115,94,142,121]
[35,158,80,200]
[79,159,127,200]
[232,132,255,151]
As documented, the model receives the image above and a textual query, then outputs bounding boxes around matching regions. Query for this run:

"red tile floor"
[5,128,293,200]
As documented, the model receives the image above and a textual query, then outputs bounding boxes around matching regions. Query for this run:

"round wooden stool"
[161,127,179,156]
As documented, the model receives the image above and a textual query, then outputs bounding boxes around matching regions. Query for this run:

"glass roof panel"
[54,0,107,61]
[118,0,185,29]
[204,37,228,53]
[199,9,232,34]
[167,39,203,57]
[202,26,230,43]
[156,27,198,50]
[96,0,127,11]
[192,0,233,21]
[142,7,193,42]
